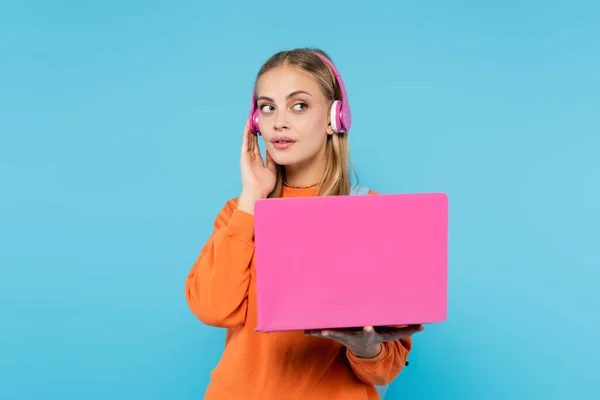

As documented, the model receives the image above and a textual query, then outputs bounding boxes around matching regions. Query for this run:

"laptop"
[253,192,448,332]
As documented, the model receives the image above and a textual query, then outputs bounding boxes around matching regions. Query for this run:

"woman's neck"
[284,157,326,188]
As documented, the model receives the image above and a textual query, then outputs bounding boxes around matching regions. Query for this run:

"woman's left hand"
[304,325,424,359]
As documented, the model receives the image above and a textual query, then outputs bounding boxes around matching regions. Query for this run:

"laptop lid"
[253,192,448,332]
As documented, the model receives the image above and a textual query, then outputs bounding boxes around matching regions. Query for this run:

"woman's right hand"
[237,123,277,215]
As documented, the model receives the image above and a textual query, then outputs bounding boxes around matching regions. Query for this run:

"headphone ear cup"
[248,93,261,135]
[251,109,260,135]
[340,100,351,132]
[330,100,344,133]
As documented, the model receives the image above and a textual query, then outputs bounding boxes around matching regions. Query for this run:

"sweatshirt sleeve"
[346,337,412,386]
[185,199,255,328]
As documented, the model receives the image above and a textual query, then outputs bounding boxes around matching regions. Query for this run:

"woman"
[185,47,423,399]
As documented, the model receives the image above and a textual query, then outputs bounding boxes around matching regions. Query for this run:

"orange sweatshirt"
[185,185,412,399]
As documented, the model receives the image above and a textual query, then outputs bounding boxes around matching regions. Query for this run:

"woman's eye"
[293,103,308,111]
[260,105,275,112]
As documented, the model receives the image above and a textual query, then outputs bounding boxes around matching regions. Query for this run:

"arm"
[346,337,413,386]
[185,198,255,328]
[304,188,418,384]
[346,189,413,385]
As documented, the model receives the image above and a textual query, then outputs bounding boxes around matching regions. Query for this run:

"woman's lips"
[271,137,296,150]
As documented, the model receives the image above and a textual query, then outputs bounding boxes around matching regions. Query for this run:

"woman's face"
[255,65,333,167]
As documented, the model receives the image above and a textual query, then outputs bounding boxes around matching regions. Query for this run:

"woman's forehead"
[256,65,321,98]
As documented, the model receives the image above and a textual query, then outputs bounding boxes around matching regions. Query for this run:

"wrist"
[237,192,263,215]
[348,343,382,359]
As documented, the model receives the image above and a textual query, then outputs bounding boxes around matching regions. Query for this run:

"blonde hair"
[253,48,358,198]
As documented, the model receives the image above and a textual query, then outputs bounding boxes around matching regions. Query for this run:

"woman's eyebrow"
[257,90,312,102]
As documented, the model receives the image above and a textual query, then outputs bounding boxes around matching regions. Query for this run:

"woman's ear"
[326,102,335,135]
[326,123,334,135]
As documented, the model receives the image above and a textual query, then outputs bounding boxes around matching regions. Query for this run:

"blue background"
[1,0,598,399]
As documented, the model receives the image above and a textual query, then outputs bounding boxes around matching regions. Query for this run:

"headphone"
[248,52,352,136]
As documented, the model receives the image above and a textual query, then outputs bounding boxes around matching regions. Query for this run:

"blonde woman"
[185,48,423,399]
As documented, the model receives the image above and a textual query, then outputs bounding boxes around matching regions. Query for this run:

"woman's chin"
[270,153,298,166]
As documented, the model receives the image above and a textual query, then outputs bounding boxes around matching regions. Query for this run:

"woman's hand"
[305,325,424,358]
[237,123,277,215]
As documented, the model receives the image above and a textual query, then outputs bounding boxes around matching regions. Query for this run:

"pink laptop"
[253,192,448,332]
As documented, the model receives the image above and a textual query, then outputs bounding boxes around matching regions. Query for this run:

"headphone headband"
[314,53,352,133]
[248,51,352,135]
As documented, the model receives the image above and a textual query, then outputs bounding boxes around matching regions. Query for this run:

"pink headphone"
[248,52,352,135]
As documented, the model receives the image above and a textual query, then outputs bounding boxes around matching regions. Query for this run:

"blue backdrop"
[1,1,598,399]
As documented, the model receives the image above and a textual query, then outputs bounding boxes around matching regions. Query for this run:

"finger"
[304,329,335,337]
[376,324,423,333]
[253,133,261,156]
[320,329,354,344]
[241,123,250,156]
[248,127,255,154]
[377,325,424,342]
[305,329,354,343]
[362,326,378,341]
